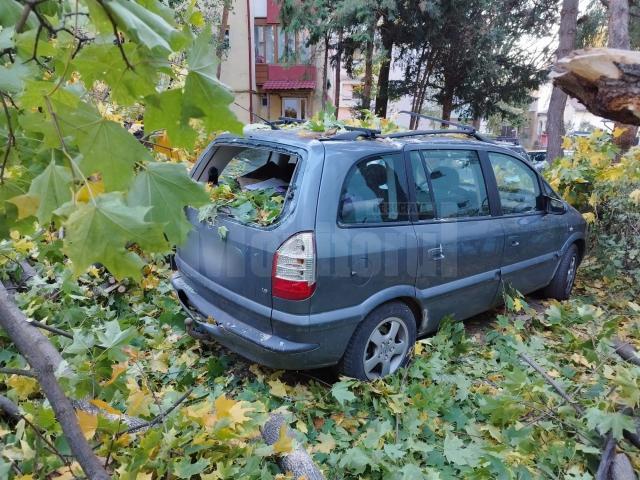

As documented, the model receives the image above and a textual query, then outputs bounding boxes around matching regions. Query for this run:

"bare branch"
[0,93,16,184]
[29,319,74,339]
[119,387,195,435]
[518,353,585,415]
[0,367,36,378]
[96,0,134,71]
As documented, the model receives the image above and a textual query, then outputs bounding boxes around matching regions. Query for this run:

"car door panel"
[407,148,504,333]
[485,151,567,294]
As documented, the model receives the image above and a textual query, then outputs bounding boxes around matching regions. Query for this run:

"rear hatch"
[176,140,305,334]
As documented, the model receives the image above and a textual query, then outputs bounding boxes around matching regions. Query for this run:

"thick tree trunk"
[374,21,393,118]
[0,284,110,480]
[361,34,374,111]
[334,29,343,113]
[607,0,638,153]
[547,0,579,163]
[441,91,454,123]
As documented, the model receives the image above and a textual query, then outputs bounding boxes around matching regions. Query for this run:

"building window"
[254,25,275,64]
[282,97,306,119]
[261,95,268,107]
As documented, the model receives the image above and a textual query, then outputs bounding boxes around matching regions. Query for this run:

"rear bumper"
[172,272,333,370]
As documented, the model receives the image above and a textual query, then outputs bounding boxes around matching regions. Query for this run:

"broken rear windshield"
[195,145,300,226]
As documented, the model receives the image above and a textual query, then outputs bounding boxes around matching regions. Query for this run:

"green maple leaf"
[63,192,168,280]
[443,433,483,467]
[331,380,356,405]
[56,100,152,190]
[338,446,371,474]
[585,407,636,439]
[183,28,242,133]
[27,160,73,223]
[74,43,158,105]
[100,0,185,53]
[144,90,198,149]
[173,458,209,479]
[127,162,209,244]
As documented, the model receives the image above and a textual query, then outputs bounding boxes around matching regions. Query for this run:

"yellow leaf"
[153,132,180,160]
[570,353,594,369]
[127,390,151,417]
[16,475,34,480]
[296,420,308,434]
[76,411,98,440]
[561,136,573,149]
[582,212,596,224]
[136,473,153,480]
[76,179,105,203]
[613,126,627,138]
[184,401,216,428]
[89,399,122,416]
[629,189,640,206]
[513,298,523,312]
[268,379,288,398]
[6,375,38,399]
[314,432,336,454]
[547,369,561,378]
[214,395,251,426]
[87,265,100,277]
[104,362,127,386]
[273,423,293,454]
[8,194,39,219]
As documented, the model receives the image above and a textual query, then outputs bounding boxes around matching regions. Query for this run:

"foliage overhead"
[0,0,241,280]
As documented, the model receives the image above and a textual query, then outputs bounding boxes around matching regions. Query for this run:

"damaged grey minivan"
[172,122,586,380]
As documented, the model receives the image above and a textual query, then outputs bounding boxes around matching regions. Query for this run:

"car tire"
[542,244,579,301]
[338,301,416,381]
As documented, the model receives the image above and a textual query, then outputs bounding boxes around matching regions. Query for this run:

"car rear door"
[483,150,567,294]
[407,146,504,332]
[177,141,313,334]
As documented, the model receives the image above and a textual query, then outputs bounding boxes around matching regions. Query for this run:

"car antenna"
[233,102,280,130]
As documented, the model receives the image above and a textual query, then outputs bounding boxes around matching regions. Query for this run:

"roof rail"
[395,111,494,143]
[321,125,381,141]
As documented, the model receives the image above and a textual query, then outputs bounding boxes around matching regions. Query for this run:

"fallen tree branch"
[518,353,585,415]
[118,387,194,435]
[611,453,637,480]
[261,413,324,480]
[0,394,70,466]
[596,433,616,480]
[0,367,36,378]
[0,283,110,479]
[613,338,640,367]
[29,319,74,339]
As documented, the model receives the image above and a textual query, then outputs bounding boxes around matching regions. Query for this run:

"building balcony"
[255,64,317,90]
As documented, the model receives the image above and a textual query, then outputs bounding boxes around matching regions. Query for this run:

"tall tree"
[607,0,638,153]
[547,0,579,162]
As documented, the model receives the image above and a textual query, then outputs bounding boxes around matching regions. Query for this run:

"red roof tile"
[262,80,316,90]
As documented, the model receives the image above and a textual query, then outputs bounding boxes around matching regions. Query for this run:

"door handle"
[428,245,445,260]
[511,240,520,247]
[508,236,520,247]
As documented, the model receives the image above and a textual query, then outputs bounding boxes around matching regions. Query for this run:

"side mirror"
[544,195,567,215]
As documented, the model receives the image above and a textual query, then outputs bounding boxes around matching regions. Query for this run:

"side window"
[339,154,408,224]
[422,150,490,219]
[488,152,541,214]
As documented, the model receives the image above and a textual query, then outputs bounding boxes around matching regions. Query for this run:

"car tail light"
[272,232,316,300]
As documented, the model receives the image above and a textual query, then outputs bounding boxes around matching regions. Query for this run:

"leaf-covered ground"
[0,236,639,479]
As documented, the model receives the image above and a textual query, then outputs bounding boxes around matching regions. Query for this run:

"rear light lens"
[272,232,316,300]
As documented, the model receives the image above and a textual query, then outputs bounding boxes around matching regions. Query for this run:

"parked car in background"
[172,121,587,380]
[527,150,549,172]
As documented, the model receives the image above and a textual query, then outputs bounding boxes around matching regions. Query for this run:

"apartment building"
[219,0,327,124]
